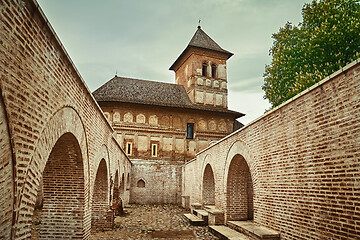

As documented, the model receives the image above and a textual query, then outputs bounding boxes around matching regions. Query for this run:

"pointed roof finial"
[198,19,201,29]
[115,70,118,77]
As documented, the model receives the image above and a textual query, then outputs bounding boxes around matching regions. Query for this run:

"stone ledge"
[209,225,249,240]
[228,221,280,239]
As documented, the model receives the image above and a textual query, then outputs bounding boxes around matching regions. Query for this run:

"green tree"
[263,0,360,108]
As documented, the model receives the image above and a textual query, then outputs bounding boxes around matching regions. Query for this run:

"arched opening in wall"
[226,154,253,221]
[202,63,207,76]
[34,133,85,239]
[0,96,14,240]
[113,171,119,204]
[112,171,121,216]
[127,173,130,190]
[202,164,215,206]
[92,159,108,229]
[137,179,145,188]
[211,64,216,78]
[120,173,125,198]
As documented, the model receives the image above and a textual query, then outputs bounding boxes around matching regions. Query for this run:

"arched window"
[211,64,216,78]
[137,179,145,188]
[202,63,207,76]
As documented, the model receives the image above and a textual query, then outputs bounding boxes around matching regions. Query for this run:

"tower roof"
[169,26,233,70]
[188,26,233,55]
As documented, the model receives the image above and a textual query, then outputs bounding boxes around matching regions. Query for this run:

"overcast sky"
[37,0,311,125]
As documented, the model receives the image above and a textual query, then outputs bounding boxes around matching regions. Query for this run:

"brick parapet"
[0,0,131,238]
[184,59,360,239]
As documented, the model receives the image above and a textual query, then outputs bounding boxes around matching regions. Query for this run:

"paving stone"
[90,204,219,239]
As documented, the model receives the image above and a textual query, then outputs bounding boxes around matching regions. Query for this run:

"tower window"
[186,123,194,139]
[151,143,158,157]
[211,65,216,78]
[202,63,207,76]
[126,142,132,156]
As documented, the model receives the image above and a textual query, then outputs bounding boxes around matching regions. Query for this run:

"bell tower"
[169,26,233,109]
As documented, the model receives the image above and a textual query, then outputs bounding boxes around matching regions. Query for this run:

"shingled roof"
[93,76,192,107]
[170,26,233,70]
[92,76,244,117]
[188,26,233,56]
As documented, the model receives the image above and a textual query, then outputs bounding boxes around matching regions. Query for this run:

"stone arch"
[127,173,130,190]
[39,133,86,239]
[113,111,120,123]
[92,159,109,229]
[226,154,253,221]
[124,112,133,123]
[120,173,125,198]
[149,115,158,126]
[160,115,170,127]
[0,94,14,240]
[136,113,146,124]
[202,164,215,206]
[113,171,119,204]
[198,119,207,131]
[208,120,217,131]
[16,106,89,239]
[224,140,255,222]
[219,119,227,132]
[173,116,182,129]
[224,141,256,221]
[137,179,145,188]
[223,140,257,189]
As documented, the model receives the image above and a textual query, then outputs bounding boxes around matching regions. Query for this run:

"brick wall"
[183,59,360,239]
[130,160,182,204]
[202,164,215,205]
[0,94,13,240]
[100,102,234,161]
[92,159,109,230]
[40,133,85,239]
[0,0,132,239]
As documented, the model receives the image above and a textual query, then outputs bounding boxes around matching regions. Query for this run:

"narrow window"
[186,123,194,139]
[137,179,145,188]
[211,65,216,78]
[126,142,132,156]
[202,63,207,76]
[151,143,158,157]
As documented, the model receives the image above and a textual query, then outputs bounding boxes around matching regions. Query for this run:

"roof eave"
[96,99,244,118]
[169,46,233,71]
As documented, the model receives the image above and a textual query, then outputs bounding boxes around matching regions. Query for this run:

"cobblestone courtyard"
[90,204,218,240]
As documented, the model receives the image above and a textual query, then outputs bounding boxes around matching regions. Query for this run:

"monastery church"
[0,1,359,239]
[92,25,244,204]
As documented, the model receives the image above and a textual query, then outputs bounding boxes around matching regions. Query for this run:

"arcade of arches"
[0,0,359,240]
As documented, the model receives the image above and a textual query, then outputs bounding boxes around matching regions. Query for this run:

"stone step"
[194,209,209,223]
[209,225,249,240]
[190,202,202,214]
[204,205,216,211]
[183,213,206,226]
[227,221,280,240]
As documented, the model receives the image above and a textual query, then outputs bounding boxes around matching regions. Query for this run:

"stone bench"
[209,225,249,240]
[227,221,280,240]
[207,208,224,225]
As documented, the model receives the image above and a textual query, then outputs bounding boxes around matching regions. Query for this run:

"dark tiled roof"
[188,26,233,56]
[93,76,192,107]
[92,76,244,117]
[170,26,233,70]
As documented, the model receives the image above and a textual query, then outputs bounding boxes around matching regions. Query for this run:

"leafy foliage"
[263,0,360,108]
